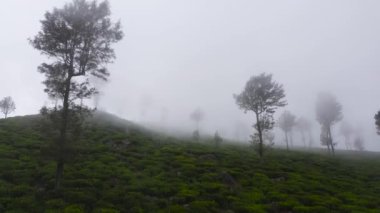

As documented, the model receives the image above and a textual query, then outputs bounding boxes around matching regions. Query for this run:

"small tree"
[353,136,365,151]
[234,73,286,158]
[278,111,296,150]
[214,131,223,148]
[339,121,353,150]
[30,0,123,189]
[315,92,343,155]
[295,117,313,148]
[0,96,16,118]
[190,108,204,130]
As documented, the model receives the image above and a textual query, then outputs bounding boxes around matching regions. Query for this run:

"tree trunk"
[289,131,293,147]
[301,131,306,147]
[328,126,335,155]
[255,112,263,158]
[55,76,72,190]
[285,131,289,151]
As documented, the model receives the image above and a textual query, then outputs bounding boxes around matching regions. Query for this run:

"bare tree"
[30,0,123,189]
[234,73,287,158]
[315,92,343,155]
[278,111,296,150]
[0,96,16,119]
[339,121,353,150]
[295,117,313,148]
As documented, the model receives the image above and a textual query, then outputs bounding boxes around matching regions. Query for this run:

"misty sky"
[1,0,380,150]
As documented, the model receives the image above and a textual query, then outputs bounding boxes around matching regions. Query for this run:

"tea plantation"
[0,113,379,212]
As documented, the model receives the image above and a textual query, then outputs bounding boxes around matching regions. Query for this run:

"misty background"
[1,0,380,150]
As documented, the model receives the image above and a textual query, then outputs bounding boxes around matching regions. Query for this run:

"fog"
[1,0,380,150]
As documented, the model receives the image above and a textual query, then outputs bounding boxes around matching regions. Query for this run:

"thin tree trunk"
[301,131,306,147]
[289,131,294,147]
[328,126,335,155]
[285,131,289,151]
[55,76,72,190]
[255,112,263,158]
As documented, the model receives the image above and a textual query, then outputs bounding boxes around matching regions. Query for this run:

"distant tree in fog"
[190,108,204,131]
[315,92,342,155]
[295,117,313,148]
[0,96,16,119]
[278,111,296,150]
[30,0,123,189]
[353,136,365,151]
[234,73,286,158]
[214,131,223,148]
[374,111,380,135]
[192,130,200,141]
[339,121,353,150]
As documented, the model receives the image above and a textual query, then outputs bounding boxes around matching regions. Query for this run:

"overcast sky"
[1,0,380,150]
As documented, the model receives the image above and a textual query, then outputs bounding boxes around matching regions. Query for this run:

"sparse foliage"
[278,110,296,150]
[30,0,123,189]
[0,96,16,118]
[234,73,286,157]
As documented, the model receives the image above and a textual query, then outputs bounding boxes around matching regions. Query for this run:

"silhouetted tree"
[339,121,353,150]
[30,0,123,189]
[295,117,313,148]
[278,111,296,150]
[316,92,342,155]
[353,136,365,151]
[234,73,286,158]
[0,96,16,119]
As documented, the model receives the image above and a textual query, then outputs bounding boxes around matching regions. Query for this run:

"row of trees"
[234,73,367,157]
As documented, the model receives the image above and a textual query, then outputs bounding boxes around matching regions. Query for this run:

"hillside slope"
[0,113,379,212]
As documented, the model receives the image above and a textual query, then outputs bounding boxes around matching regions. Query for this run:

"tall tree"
[278,110,296,150]
[234,73,287,157]
[295,117,313,148]
[315,92,342,155]
[0,96,16,119]
[30,0,123,189]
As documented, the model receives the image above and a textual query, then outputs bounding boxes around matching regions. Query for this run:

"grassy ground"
[0,114,379,212]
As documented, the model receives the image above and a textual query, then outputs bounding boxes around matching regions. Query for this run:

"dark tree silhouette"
[30,0,123,189]
[316,92,342,155]
[0,96,16,119]
[375,111,380,135]
[234,73,287,158]
[278,111,296,150]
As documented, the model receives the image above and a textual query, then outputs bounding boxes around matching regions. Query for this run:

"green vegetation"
[0,113,379,212]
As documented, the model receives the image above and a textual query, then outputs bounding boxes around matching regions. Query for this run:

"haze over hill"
[1,0,380,150]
